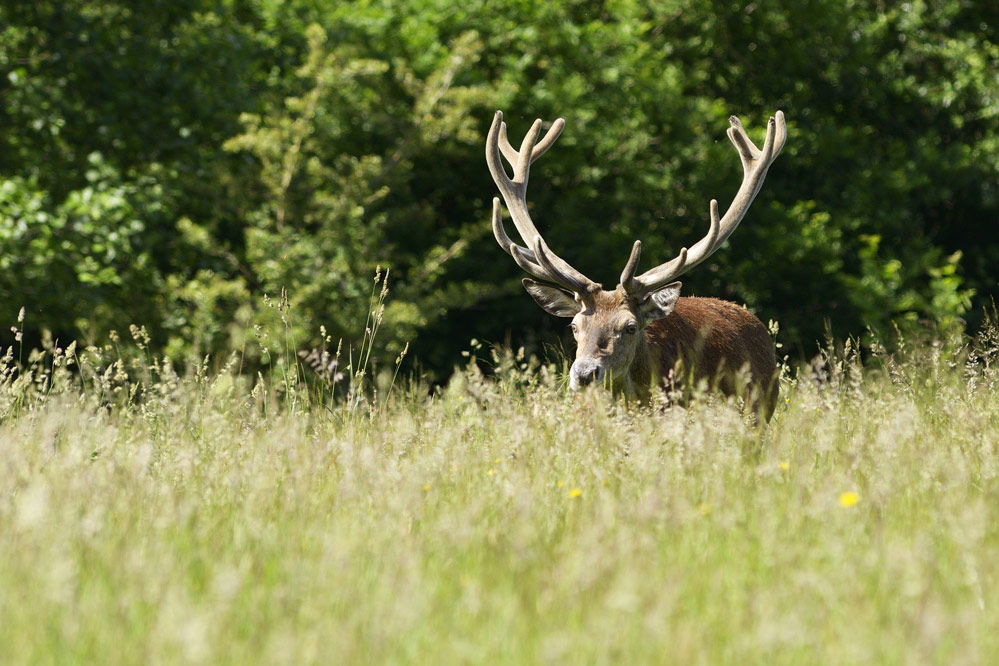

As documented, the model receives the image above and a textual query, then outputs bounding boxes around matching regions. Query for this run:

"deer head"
[486,109,786,393]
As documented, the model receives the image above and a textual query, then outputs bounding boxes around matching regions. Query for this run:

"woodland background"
[2,0,997,379]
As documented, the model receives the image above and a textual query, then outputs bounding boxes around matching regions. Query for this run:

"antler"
[621,111,787,297]
[486,111,601,295]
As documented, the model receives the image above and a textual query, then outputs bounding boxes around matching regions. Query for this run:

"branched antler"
[486,111,601,295]
[620,111,787,296]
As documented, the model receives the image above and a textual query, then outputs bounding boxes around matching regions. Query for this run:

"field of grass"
[2,324,999,665]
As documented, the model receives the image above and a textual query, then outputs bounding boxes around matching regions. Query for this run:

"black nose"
[573,362,605,386]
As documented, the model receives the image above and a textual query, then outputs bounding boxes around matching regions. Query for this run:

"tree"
[2,0,996,378]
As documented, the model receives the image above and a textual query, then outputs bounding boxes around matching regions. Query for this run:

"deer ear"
[640,281,682,322]
[522,278,582,317]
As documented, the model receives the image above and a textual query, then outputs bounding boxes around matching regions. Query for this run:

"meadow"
[2,318,998,665]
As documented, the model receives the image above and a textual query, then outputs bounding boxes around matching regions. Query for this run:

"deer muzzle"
[569,358,605,390]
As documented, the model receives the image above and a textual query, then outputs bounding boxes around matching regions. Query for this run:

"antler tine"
[486,110,601,294]
[493,197,574,283]
[493,116,555,190]
[493,197,563,280]
[513,119,544,185]
[499,117,565,166]
[620,240,692,295]
[625,110,786,297]
[619,241,642,292]
[497,122,518,165]
[492,198,539,267]
[531,236,597,295]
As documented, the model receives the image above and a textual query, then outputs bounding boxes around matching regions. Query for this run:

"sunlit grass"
[1,326,998,665]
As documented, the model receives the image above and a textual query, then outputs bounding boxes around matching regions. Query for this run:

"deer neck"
[615,329,655,401]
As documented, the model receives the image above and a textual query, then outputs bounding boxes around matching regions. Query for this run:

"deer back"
[645,297,777,413]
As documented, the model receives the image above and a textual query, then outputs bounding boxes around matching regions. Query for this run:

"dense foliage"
[2,0,997,376]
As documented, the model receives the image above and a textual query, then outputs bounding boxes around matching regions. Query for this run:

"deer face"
[523,279,682,391]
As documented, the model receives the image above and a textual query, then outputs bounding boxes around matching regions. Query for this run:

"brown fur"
[570,289,777,420]
[640,297,778,419]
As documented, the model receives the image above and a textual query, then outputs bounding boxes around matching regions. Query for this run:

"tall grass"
[1,313,998,665]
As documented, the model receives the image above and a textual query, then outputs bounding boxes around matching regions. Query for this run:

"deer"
[485,108,786,420]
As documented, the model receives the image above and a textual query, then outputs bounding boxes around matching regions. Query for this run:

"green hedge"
[2,0,996,376]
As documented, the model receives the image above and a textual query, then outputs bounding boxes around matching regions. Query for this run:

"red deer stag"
[486,109,786,419]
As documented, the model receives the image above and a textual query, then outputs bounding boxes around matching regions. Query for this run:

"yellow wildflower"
[569,488,582,498]
[778,461,790,471]
[422,483,432,492]
[839,491,860,508]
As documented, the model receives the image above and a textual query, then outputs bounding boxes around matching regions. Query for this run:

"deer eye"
[570,323,579,335]
[625,323,638,335]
